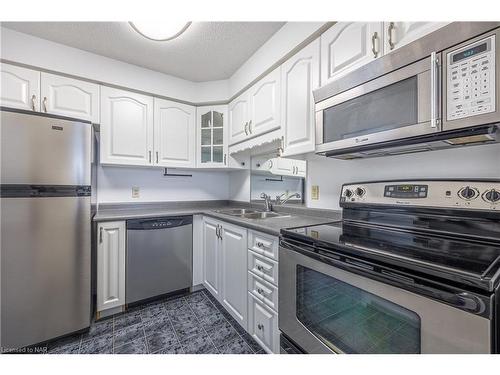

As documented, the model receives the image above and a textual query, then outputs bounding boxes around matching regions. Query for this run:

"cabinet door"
[40,73,99,123]
[154,98,195,168]
[248,293,279,353]
[203,218,221,299]
[100,86,154,166]
[384,22,449,54]
[294,159,307,178]
[321,22,383,86]
[197,105,228,168]
[248,67,281,138]
[97,221,126,312]
[0,63,40,111]
[281,39,320,156]
[220,222,248,328]
[228,93,249,145]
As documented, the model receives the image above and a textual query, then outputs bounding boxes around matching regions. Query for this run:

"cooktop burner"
[283,221,500,282]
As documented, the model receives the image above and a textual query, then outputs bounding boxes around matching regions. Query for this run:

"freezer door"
[0,110,91,185]
[0,196,91,350]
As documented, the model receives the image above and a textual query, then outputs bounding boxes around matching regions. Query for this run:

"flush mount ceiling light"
[129,21,191,41]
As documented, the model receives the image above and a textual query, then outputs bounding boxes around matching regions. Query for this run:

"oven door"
[279,242,492,354]
[315,54,441,155]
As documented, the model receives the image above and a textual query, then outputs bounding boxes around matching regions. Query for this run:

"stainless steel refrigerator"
[1,109,91,351]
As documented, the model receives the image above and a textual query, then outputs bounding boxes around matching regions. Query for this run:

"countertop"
[93,200,341,236]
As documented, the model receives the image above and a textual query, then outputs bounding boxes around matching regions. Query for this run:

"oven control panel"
[447,35,496,121]
[341,180,500,210]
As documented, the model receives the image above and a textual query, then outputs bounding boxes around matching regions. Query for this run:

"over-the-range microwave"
[313,23,500,159]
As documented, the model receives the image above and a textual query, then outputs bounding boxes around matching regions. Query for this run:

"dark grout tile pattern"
[43,288,265,354]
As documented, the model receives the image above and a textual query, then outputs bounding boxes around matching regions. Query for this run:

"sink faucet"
[260,193,273,212]
[275,193,301,205]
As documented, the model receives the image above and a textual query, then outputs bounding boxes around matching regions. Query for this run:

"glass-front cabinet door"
[196,105,228,168]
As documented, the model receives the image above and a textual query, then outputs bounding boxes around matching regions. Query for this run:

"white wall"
[306,143,500,210]
[97,165,229,204]
[228,170,251,202]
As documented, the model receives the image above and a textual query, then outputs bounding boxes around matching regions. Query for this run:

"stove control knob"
[344,189,353,198]
[355,187,365,197]
[459,186,478,200]
[484,189,500,203]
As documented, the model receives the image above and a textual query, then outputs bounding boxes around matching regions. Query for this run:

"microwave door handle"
[430,51,441,130]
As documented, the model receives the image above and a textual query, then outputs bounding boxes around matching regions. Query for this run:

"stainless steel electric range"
[279,179,500,354]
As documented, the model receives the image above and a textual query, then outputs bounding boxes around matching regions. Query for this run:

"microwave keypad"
[447,35,496,121]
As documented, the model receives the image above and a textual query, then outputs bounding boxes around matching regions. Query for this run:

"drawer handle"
[257,288,265,295]
[256,242,265,248]
[256,265,264,271]
[257,323,264,331]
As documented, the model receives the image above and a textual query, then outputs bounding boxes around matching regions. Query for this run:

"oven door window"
[323,76,419,143]
[296,266,421,354]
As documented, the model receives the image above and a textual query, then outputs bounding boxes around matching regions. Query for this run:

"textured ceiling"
[2,22,285,82]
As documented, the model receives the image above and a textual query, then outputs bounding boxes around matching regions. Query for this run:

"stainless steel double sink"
[215,208,290,220]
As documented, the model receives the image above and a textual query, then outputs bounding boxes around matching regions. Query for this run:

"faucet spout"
[260,193,273,212]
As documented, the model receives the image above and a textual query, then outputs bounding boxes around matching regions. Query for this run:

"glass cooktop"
[282,221,500,287]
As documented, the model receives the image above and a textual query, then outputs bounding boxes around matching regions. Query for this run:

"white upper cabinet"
[0,63,40,111]
[228,92,250,145]
[248,67,281,138]
[281,39,320,156]
[100,86,154,166]
[384,22,450,54]
[321,22,383,86]
[154,98,195,168]
[197,105,228,168]
[40,73,100,123]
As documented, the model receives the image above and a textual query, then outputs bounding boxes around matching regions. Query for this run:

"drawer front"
[248,230,278,260]
[248,272,278,312]
[248,250,278,286]
[248,293,279,354]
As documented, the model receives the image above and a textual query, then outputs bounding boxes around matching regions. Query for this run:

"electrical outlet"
[311,185,319,200]
[131,186,140,198]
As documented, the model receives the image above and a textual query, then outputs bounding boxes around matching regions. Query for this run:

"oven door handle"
[280,239,489,316]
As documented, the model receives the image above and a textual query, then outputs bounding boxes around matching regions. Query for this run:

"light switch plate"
[311,185,319,200]
[132,186,140,198]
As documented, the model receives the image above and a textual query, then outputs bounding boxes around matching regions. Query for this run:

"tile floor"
[41,288,265,354]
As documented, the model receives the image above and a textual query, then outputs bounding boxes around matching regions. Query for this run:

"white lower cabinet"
[97,221,126,313]
[248,293,279,354]
[202,217,248,329]
[220,222,248,327]
[202,217,221,299]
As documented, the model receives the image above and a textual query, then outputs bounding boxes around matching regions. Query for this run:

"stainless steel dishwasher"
[126,216,193,304]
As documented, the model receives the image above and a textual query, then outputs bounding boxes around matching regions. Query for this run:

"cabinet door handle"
[248,120,252,134]
[216,225,219,239]
[257,323,264,331]
[149,151,152,163]
[388,22,395,50]
[256,242,264,248]
[31,94,37,111]
[43,97,48,112]
[257,288,265,295]
[219,225,223,241]
[244,122,249,135]
[224,154,227,165]
[99,227,103,243]
[256,265,264,271]
[371,32,379,58]
[156,151,159,164]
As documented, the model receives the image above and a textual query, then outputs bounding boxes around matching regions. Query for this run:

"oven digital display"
[384,184,428,199]
[397,185,413,192]
[452,42,488,63]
